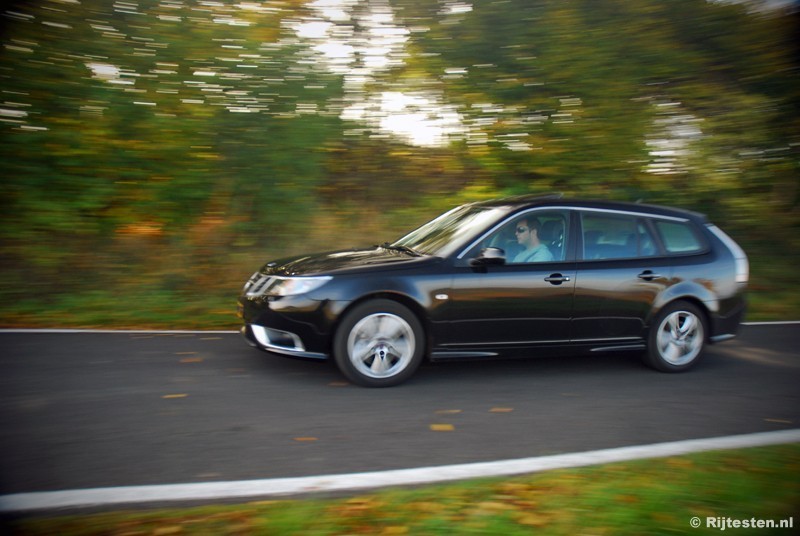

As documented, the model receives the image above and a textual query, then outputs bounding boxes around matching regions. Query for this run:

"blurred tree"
[0,0,344,287]
[0,0,797,316]
[390,0,798,236]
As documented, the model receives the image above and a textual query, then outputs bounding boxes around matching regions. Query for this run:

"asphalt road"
[1,325,798,495]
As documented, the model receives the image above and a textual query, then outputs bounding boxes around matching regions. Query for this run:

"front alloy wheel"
[645,301,706,372]
[334,300,424,387]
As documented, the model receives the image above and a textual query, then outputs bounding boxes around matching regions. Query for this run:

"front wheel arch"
[329,292,432,358]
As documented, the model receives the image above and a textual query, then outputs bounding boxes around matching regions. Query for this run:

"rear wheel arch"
[653,280,719,318]
[649,295,711,336]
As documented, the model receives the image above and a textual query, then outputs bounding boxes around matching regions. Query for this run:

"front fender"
[312,270,453,339]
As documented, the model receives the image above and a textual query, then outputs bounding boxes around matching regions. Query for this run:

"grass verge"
[6,443,799,535]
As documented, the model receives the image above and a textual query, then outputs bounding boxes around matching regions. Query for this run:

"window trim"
[456,205,704,263]
[572,206,689,223]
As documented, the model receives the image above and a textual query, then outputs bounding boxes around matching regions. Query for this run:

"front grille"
[246,274,274,297]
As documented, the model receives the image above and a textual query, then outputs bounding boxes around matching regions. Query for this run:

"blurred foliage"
[392,0,799,226]
[0,0,798,326]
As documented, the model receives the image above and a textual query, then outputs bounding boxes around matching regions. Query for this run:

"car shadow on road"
[243,336,790,390]
[247,347,651,388]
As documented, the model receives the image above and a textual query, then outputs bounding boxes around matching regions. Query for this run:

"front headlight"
[245,275,332,298]
[267,276,333,297]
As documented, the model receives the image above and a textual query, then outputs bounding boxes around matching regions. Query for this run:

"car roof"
[471,194,708,223]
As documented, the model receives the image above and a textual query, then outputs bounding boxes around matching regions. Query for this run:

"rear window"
[655,220,704,253]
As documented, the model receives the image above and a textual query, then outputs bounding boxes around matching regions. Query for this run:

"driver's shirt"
[512,244,554,264]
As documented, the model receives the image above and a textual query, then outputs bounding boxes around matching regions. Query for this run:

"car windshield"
[391,204,509,257]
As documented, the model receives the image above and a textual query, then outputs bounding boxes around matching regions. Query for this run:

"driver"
[513,217,554,263]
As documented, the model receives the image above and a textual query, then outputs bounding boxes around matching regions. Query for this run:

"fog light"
[251,325,305,351]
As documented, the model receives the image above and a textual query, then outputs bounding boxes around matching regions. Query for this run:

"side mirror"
[469,247,507,267]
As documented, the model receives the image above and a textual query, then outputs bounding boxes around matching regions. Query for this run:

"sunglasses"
[515,226,529,234]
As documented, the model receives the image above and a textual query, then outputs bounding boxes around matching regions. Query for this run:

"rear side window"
[581,212,657,260]
[655,220,703,253]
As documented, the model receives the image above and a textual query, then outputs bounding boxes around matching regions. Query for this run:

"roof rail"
[502,192,564,202]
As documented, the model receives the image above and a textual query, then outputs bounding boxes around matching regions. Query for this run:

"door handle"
[544,273,571,285]
[637,270,663,281]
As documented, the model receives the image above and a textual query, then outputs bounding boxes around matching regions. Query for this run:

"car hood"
[260,247,437,277]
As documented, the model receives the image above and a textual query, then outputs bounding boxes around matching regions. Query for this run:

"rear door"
[571,209,672,348]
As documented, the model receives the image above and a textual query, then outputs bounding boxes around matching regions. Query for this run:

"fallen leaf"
[180,358,203,363]
[293,437,318,442]
[435,409,462,414]
[430,424,455,432]
[490,407,514,413]
[162,394,188,399]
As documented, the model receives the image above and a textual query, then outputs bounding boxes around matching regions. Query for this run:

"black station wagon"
[239,195,748,387]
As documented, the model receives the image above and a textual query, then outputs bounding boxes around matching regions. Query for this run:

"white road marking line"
[1,429,798,513]
[742,321,800,325]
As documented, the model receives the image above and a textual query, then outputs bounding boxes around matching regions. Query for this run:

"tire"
[644,301,707,372]
[333,299,425,387]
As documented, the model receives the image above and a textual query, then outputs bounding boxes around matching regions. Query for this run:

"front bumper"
[241,324,328,359]
[238,293,335,359]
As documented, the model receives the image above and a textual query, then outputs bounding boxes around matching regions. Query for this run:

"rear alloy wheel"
[645,301,707,372]
[334,300,424,387]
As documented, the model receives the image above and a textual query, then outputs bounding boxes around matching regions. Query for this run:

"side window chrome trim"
[456,205,689,261]
[576,207,689,223]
